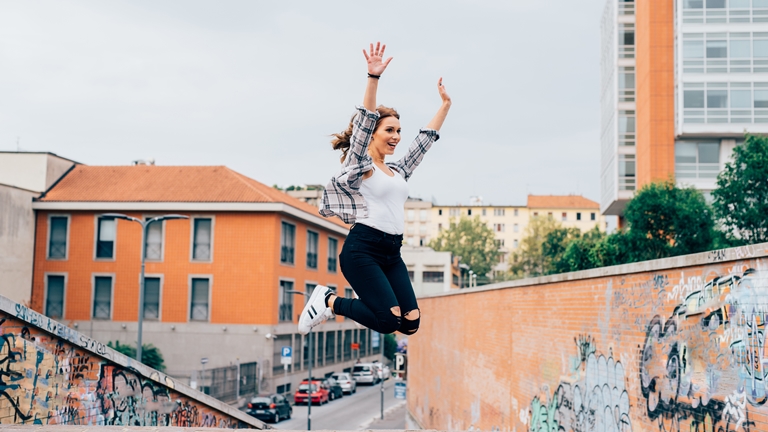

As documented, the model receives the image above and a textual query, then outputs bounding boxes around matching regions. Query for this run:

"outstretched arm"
[362,42,393,112]
[425,78,452,131]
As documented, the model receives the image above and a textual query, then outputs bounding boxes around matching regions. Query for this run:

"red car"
[294,380,329,405]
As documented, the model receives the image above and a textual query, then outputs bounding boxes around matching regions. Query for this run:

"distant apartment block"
[600,0,768,217]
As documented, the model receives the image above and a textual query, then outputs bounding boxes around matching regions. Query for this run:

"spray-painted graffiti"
[529,338,632,432]
[0,313,250,427]
[639,266,768,431]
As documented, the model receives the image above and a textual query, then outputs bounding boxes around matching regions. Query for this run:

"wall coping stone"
[0,295,268,430]
[0,428,429,432]
[420,242,768,299]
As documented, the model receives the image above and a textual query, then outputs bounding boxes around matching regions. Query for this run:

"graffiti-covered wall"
[409,243,768,432]
[0,296,265,428]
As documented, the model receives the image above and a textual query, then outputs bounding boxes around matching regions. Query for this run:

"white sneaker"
[298,285,334,335]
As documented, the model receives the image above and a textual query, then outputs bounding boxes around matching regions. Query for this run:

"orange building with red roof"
[29,164,381,398]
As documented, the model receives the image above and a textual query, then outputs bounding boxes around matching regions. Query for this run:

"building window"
[533,212,539,217]
[407,209,415,221]
[591,213,597,221]
[438,209,443,216]
[561,212,567,221]
[493,208,505,216]
[48,216,68,259]
[513,223,519,233]
[423,272,444,283]
[494,223,505,232]
[305,283,316,305]
[449,208,461,217]
[548,212,553,218]
[467,209,472,216]
[96,217,116,259]
[145,220,163,261]
[618,23,635,59]
[419,209,428,221]
[93,276,113,319]
[307,230,319,269]
[676,141,720,179]
[190,278,210,321]
[482,209,487,216]
[279,280,294,322]
[495,239,505,247]
[619,154,636,191]
[45,275,65,319]
[328,238,338,273]
[420,237,426,246]
[619,110,635,146]
[577,212,582,221]
[438,223,443,232]
[192,218,212,261]
[408,271,415,282]
[143,277,161,319]
[281,222,296,264]
[513,239,519,249]
[618,66,635,102]
[514,209,519,216]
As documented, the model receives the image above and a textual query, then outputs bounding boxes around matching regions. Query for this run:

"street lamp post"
[286,289,317,431]
[101,213,188,363]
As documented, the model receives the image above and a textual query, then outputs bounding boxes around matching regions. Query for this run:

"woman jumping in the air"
[298,41,451,336]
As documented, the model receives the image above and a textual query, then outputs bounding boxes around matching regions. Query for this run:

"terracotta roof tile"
[39,165,347,228]
[527,195,599,209]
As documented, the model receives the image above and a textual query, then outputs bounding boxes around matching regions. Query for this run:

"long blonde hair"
[331,106,400,163]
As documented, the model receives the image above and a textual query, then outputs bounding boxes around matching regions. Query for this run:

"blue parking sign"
[281,346,292,357]
[394,381,406,399]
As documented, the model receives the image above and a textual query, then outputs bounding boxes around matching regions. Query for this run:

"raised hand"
[437,78,451,105]
[363,42,393,76]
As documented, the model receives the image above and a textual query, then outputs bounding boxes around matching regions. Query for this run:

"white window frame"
[279,278,296,323]
[47,214,71,261]
[93,215,118,262]
[280,220,297,266]
[188,274,213,323]
[306,229,319,270]
[141,273,164,321]
[327,236,339,273]
[190,215,215,263]
[91,273,116,320]
[143,215,166,262]
[44,272,68,319]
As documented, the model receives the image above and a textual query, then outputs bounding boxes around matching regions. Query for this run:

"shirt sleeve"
[392,129,440,181]
[335,106,379,190]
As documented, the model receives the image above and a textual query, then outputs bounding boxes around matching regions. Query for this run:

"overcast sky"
[1,0,605,206]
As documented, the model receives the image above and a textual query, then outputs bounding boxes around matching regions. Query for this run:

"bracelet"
[368,73,380,79]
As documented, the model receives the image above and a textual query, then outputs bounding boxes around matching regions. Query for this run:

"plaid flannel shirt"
[320,105,440,224]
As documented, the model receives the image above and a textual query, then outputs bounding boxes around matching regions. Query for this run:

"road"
[274,379,402,430]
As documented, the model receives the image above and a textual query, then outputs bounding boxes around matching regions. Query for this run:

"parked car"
[352,363,381,385]
[373,361,391,380]
[246,394,291,423]
[294,380,329,405]
[323,377,344,401]
[331,372,357,394]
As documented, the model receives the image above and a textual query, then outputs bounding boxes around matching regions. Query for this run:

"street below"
[274,379,403,430]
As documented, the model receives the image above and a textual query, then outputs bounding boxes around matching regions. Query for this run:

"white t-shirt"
[354,166,409,235]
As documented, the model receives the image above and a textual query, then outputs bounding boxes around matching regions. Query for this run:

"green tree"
[428,216,500,277]
[508,216,561,278]
[108,341,167,372]
[712,134,768,245]
[561,226,608,272]
[542,225,583,275]
[383,334,398,361]
[623,180,715,261]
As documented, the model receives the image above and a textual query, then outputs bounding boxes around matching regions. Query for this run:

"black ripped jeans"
[334,223,420,335]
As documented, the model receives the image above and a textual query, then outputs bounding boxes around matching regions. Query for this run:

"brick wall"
[409,243,768,431]
[0,296,265,428]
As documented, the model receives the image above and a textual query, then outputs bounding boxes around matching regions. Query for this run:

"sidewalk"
[360,401,406,430]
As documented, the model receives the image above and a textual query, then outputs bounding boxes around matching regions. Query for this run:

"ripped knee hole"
[403,309,420,320]
[390,306,401,316]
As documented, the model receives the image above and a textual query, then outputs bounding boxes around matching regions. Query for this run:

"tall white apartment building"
[600,0,768,219]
